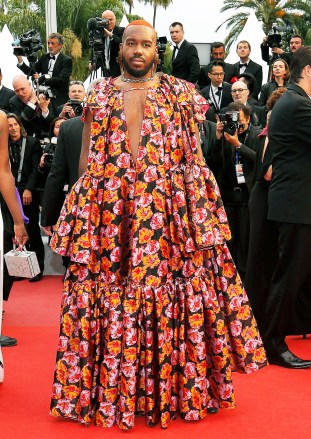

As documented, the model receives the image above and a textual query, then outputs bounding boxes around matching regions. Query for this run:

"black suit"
[18,52,72,110]
[0,85,15,113]
[198,62,236,88]
[263,83,311,354]
[9,95,54,138]
[200,82,233,122]
[233,59,263,99]
[9,136,45,272]
[41,117,83,227]
[171,40,200,84]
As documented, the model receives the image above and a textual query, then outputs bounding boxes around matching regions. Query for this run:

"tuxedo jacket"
[233,59,263,99]
[18,52,72,108]
[200,82,233,122]
[0,86,15,113]
[41,116,83,226]
[171,40,200,84]
[198,62,236,88]
[9,135,41,191]
[268,83,311,224]
[9,95,54,138]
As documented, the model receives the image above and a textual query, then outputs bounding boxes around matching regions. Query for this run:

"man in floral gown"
[50,20,267,430]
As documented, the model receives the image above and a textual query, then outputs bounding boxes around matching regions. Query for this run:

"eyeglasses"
[70,80,84,86]
[231,88,248,93]
[210,72,225,76]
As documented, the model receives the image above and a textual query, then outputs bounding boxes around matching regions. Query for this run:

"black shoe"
[0,334,17,347]
[207,407,218,414]
[268,350,311,369]
[29,272,43,282]
[13,276,25,281]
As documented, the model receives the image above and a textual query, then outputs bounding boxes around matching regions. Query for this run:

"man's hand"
[223,129,241,148]
[16,55,23,63]
[22,189,32,206]
[59,102,74,118]
[27,89,38,105]
[42,226,54,237]
[37,94,50,114]
[271,47,284,55]
[216,118,224,140]
[104,28,113,38]
[33,72,40,80]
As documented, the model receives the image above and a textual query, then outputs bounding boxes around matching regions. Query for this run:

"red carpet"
[1,276,311,439]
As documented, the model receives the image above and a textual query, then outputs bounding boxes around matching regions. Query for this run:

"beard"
[122,56,155,78]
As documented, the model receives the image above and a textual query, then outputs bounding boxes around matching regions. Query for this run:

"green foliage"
[217,0,311,51]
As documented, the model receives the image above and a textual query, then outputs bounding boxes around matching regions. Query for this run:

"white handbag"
[4,245,40,279]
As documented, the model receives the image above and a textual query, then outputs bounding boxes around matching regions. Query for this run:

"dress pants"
[264,221,311,354]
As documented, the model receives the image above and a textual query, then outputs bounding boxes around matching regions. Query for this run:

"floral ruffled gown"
[50,75,267,429]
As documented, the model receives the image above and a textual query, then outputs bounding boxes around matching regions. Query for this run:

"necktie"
[172,45,179,59]
[239,63,247,68]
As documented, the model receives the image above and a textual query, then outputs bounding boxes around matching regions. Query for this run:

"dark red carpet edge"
[1,276,311,439]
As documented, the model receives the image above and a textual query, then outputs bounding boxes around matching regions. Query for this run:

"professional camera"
[67,99,83,116]
[219,111,239,136]
[156,36,167,72]
[37,85,56,100]
[267,23,293,49]
[87,17,108,43]
[12,29,43,58]
[41,137,57,167]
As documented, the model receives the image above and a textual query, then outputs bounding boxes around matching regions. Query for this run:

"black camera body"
[156,36,167,72]
[268,23,293,49]
[41,137,57,167]
[67,99,83,116]
[12,29,43,58]
[87,17,108,46]
[219,111,239,136]
[37,85,56,100]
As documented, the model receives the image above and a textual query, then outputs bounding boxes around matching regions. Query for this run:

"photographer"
[261,34,303,68]
[37,116,67,198]
[208,102,262,279]
[16,32,72,112]
[56,80,85,118]
[88,10,124,78]
[9,75,54,139]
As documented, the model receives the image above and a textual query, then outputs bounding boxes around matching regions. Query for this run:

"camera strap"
[16,137,27,184]
[210,87,221,113]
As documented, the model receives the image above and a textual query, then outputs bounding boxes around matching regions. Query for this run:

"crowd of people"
[0,10,310,430]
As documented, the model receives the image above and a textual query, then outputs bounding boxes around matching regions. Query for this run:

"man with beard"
[49,20,267,431]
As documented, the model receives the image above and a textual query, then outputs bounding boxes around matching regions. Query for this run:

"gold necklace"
[121,74,155,83]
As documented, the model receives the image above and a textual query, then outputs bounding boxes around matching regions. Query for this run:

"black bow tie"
[215,86,222,96]
[10,140,21,148]
[239,63,247,68]
[49,55,55,60]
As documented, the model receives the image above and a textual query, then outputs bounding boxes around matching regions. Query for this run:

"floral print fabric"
[50,75,267,429]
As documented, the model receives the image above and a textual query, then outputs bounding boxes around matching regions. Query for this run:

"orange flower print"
[81,317,90,339]
[102,210,116,225]
[191,388,202,410]
[82,365,92,388]
[189,313,204,329]
[237,306,251,321]
[160,363,172,379]
[63,384,80,399]
[159,236,170,258]
[62,314,73,337]
[146,144,159,164]
[139,228,154,243]
[132,266,147,282]
[108,340,121,355]
[222,262,236,278]
[56,360,68,384]
[152,189,165,212]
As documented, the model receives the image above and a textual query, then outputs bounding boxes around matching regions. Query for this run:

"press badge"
[235,151,245,184]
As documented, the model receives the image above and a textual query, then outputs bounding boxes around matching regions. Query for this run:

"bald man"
[89,9,124,77]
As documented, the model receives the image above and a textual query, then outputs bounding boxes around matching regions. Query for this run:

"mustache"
[130,56,145,63]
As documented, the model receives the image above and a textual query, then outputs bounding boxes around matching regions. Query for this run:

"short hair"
[290,35,303,44]
[48,32,64,45]
[227,102,252,118]
[271,58,290,80]
[266,87,287,111]
[290,46,311,83]
[211,42,225,51]
[170,22,183,30]
[7,113,27,137]
[237,40,251,51]
[208,60,225,73]
[238,72,256,94]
